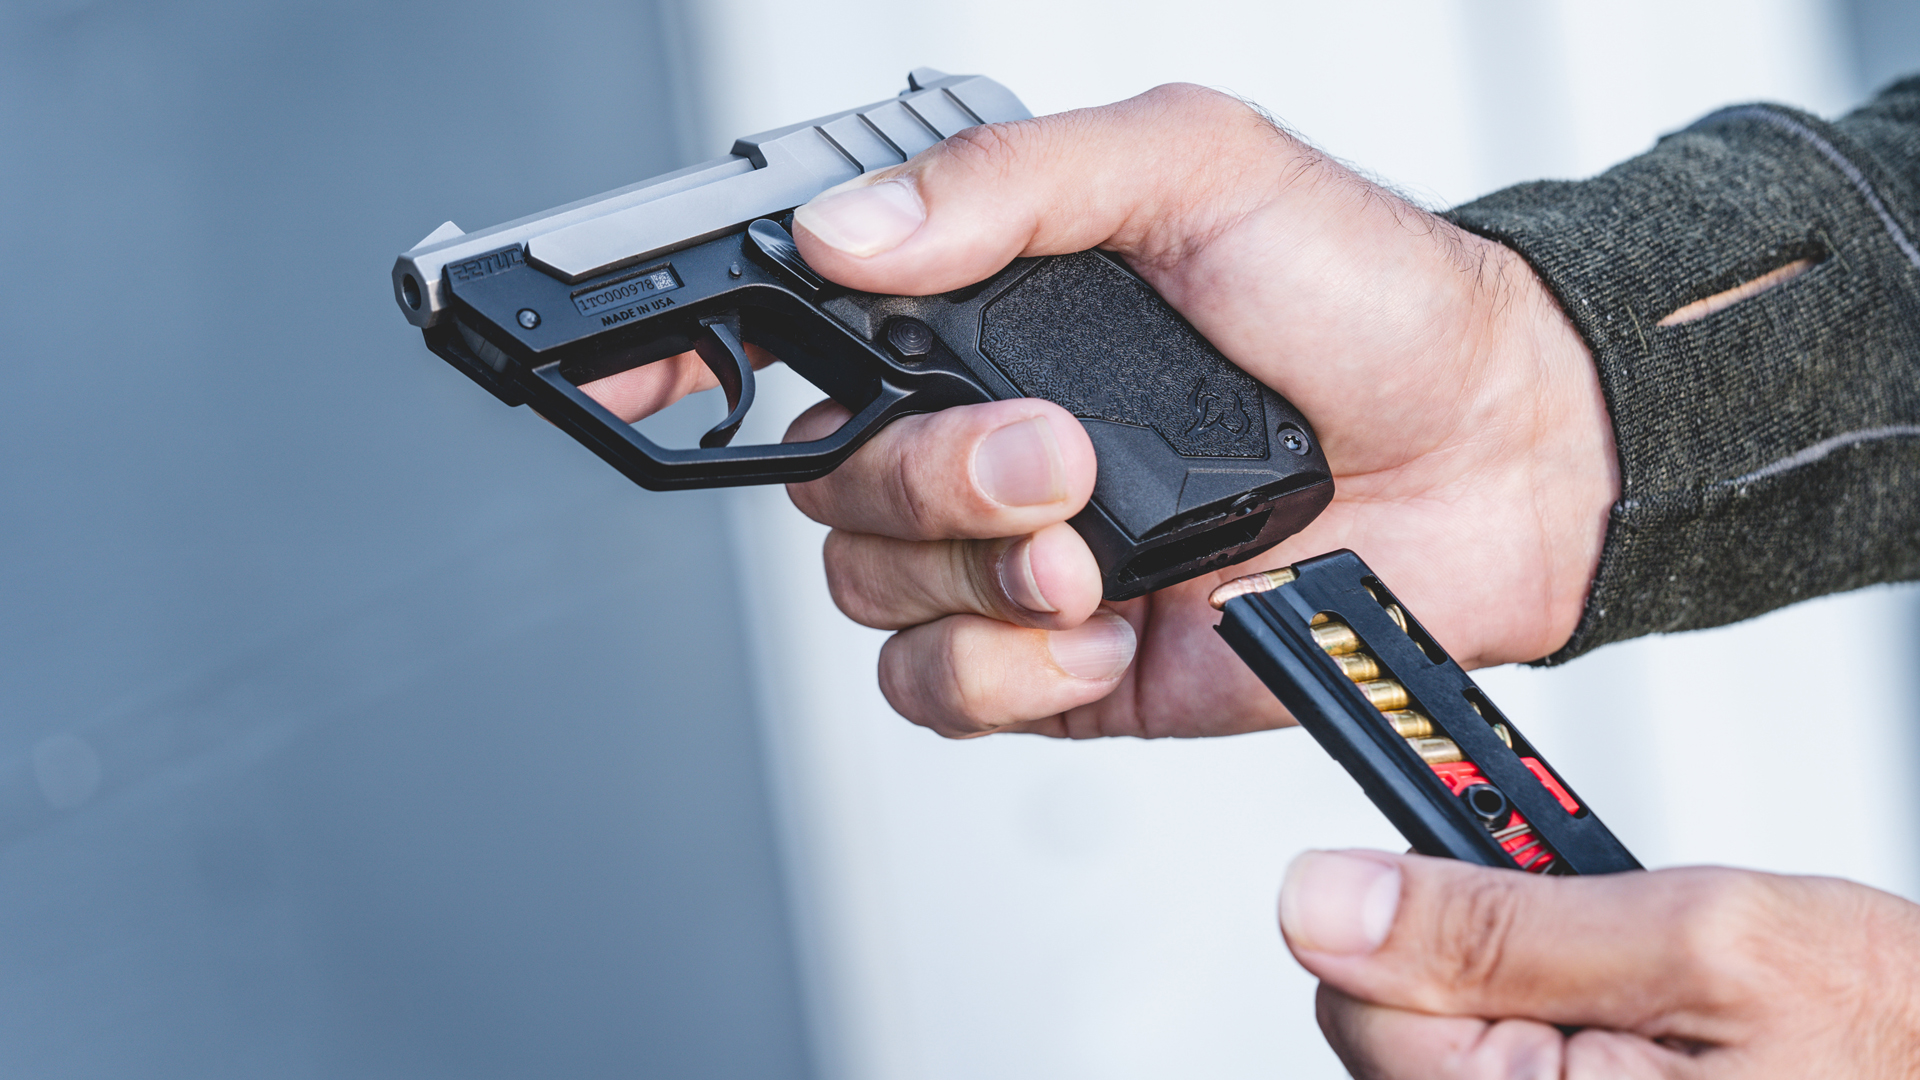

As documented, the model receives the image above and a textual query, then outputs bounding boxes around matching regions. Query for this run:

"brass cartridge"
[1383,710,1433,738]
[1206,567,1298,610]
[1331,653,1381,682]
[1357,679,1410,712]
[1366,583,1410,632]
[1410,737,1464,764]
[1310,621,1362,655]
[1492,723,1513,749]
[1383,604,1409,633]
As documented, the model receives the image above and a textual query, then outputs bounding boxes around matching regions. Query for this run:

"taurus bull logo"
[1186,376,1252,436]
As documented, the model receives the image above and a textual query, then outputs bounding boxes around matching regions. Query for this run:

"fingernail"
[998,536,1057,614]
[1046,611,1135,680]
[974,417,1066,507]
[1280,851,1401,955]
[794,177,925,257]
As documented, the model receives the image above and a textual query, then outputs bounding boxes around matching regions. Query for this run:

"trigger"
[694,319,756,448]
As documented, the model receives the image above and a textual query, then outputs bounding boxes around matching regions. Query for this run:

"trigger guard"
[693,319,756,448]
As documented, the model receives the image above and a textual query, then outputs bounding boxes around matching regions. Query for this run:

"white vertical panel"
[1461,0,1856,189]
[1461,0,1918,904]
[685,3,1486,199]
[1476,586,1920,899]
[1553,0,1856,174]
[693,2,1913,1077]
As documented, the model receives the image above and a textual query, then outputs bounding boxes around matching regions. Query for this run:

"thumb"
[789,83,1299,295]
[1278,849,1796,1032]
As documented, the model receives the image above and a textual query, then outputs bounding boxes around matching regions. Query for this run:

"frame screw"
[517,309,541,329]
[1278,425,1309,455]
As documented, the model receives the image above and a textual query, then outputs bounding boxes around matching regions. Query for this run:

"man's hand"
[1280,850,1920,1077]
[589,84,1617,739]
[789,84,1616,738]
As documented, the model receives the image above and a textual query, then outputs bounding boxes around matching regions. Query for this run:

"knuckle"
[1675,870,1773,939]
[823,531,992,630]
[888,409,1019,539]
[1663,870,1783,999]
[935,620,1000,725]
[938,120,1035,181]
[876,620,997,736]
[1138,82,1274,139]
[783,475,831,525]
[954,538,1010,617]
[1422,872,1527,994]
[1312,984,1363,1061]
[1140,81,1235,116]
[820,531,891,628]
[795,411,980,538]
[876,629,950,731]
[886,442,940,537]
[1113,86,1303,268]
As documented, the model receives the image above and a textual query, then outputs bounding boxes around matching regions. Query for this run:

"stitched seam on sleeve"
[1689,105,1920,271]
[1716,424,1920,486]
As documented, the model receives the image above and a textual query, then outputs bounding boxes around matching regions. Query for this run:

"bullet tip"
[1207,567,1298,610]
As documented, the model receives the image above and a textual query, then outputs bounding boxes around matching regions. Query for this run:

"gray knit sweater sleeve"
[1445,77,1920,663]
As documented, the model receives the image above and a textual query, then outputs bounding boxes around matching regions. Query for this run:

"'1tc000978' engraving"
[571,267,683,320]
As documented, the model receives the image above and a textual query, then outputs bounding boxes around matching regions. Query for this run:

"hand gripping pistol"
[390,69,1332,600]
[391,70,1634,877]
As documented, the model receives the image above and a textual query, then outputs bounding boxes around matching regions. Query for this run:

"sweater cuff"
[1444,96,1920,663]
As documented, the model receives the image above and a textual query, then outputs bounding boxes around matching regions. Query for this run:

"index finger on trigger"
[579,342,778,423]
[784,398,1095,542]
[579,349,713,423]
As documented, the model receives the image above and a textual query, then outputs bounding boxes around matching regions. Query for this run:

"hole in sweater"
[1657,257,1817,326]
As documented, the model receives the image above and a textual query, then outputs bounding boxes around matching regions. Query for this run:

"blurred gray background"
[0,2,811,1077]
[0,1,1916,1078]
[1852,0,1920,91]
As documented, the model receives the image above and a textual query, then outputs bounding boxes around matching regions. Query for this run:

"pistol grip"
[831,251,1334,600]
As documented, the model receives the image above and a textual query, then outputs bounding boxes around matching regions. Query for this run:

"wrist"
[1470,241,1619,661]
[1515,252,1619,657]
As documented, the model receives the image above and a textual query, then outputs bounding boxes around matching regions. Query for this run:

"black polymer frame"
[426,211,1334,599]
[1215,550,1641,875]
[425,225,995,491]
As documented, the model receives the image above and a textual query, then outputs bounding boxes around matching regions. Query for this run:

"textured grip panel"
[980,254,1269,459]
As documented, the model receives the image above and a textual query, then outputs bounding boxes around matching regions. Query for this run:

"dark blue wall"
[0,2,813,1077]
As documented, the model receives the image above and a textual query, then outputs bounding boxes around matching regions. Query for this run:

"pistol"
[1211,553,1641,875]
[390,69,1332,600]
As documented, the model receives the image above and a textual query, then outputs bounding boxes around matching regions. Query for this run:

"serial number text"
[572,267,682,318]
